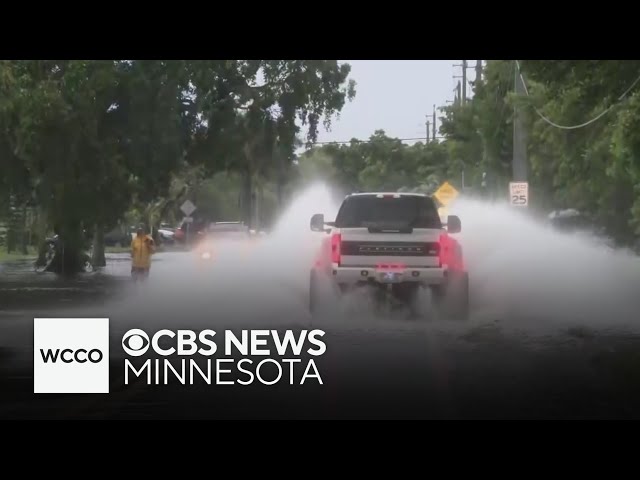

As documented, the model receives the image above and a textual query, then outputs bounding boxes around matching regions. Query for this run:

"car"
[104,226,132,247]
[547,209,593,233]
[194,221,253,261]
[174,218,210,246]
[309,192,469,320]
[208,221,250,237]
[157,226,176,244]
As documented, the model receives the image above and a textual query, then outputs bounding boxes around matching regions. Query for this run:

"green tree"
[0,60,196,272]
[521,60,640,242]
[187,60,356,227]
[298,131,452,195]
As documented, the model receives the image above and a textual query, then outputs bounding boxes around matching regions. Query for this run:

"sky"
[313,60,480,146]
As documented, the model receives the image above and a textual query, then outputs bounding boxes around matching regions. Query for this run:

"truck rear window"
[334,195,442,229]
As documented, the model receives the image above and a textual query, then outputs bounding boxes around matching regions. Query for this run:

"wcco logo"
[33,318,109,394]
[40,348,104,364]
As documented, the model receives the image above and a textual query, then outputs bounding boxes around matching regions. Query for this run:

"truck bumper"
[326,265,447,286]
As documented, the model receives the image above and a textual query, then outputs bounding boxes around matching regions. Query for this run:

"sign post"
[180,200,197,245]
[509,182,529,207]
[433,181,460,218]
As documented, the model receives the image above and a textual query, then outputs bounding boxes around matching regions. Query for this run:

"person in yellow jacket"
[131,227,155,281]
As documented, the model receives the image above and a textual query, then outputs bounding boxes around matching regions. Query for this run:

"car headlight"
[201,251,211,260]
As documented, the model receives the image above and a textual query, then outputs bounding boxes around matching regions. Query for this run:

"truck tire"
[392,283,424,319]
[431,271,469,321]
[309,269,338,318]
[310,269,346,321]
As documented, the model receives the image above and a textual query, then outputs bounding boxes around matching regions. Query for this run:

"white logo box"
[33,318,110,394]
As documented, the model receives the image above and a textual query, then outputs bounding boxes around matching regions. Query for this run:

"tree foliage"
[299,60,640,247]
[5,58,638,267]
[0,60,356,272]
[298,130,450,196]
[434,60,640,244]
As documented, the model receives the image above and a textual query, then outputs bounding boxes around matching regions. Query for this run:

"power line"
[515,60,640,130]
[310,136,446,146]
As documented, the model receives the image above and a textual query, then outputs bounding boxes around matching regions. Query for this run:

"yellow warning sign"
[433,181,459,207]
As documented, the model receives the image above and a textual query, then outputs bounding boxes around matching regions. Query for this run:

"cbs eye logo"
[122,329,150,356]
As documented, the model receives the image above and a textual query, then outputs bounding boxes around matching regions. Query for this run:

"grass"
[1,244,167,261]
[105,246,131,254]
[0,247,37,262]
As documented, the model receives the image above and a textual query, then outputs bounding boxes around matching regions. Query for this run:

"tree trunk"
[6,203,18,254]
[46,223,87,276]
[251,191,258,229]
[277,151,285,208]
[20,205,28,255]
[92,223,106,267]
[6,229,16,254]
[257,185,264,230]
[36,239,48,266]
[242,167,253,228]
[276,175,284,209]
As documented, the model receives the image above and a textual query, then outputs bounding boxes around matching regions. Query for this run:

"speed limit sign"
[509,182,529,207]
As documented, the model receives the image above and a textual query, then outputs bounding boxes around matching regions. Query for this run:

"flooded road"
[2,185,640,419]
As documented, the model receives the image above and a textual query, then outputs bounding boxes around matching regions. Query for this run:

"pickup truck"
[309,192,469,320]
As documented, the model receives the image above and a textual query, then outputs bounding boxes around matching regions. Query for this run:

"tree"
[298,131,452,195]
[434,59,640,244]
[521,60,640,242]
[0,60,357,273]
[187,60,356,227]
[0,60,196,273]
[438,61,515,197]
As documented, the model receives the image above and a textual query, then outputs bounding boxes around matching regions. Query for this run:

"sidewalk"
[0,253,132,310]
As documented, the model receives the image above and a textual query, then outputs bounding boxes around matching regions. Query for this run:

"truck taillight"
[439,233,448,268]
[440,234,464,271]
[331,233,341,264]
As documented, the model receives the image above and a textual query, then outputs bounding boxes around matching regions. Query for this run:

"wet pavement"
[2,246,640,419]
[0,254,130,310]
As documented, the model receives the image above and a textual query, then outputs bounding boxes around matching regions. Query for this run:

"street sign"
[433,181,459,207]
[509,182,529,207]
[180,200,196,216]
[183,216,193,223]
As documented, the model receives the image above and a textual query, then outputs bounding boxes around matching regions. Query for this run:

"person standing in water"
[131,226,155,282]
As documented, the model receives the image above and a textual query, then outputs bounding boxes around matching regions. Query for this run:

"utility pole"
[426,116,430,143]
[475,60,483,85]
[462,60,467,104]
[251,185,262,231]
[513,60,528,182]
[432,105,436,142]
[456,81,461,105]
[453,60,471,105]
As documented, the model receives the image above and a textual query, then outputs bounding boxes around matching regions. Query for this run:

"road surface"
[2,192,640,419]
[1,243,639,420]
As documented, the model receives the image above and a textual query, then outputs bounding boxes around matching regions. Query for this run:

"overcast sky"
[313,60,480,145]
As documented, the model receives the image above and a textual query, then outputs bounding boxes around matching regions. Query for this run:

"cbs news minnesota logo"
[33,318,109,394]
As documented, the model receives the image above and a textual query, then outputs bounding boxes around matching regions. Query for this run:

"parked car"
[175,218,208,245]
[104,226,132,247]
[158,225,176,244]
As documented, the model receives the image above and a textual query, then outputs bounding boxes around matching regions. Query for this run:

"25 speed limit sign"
[509,182,529,207]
